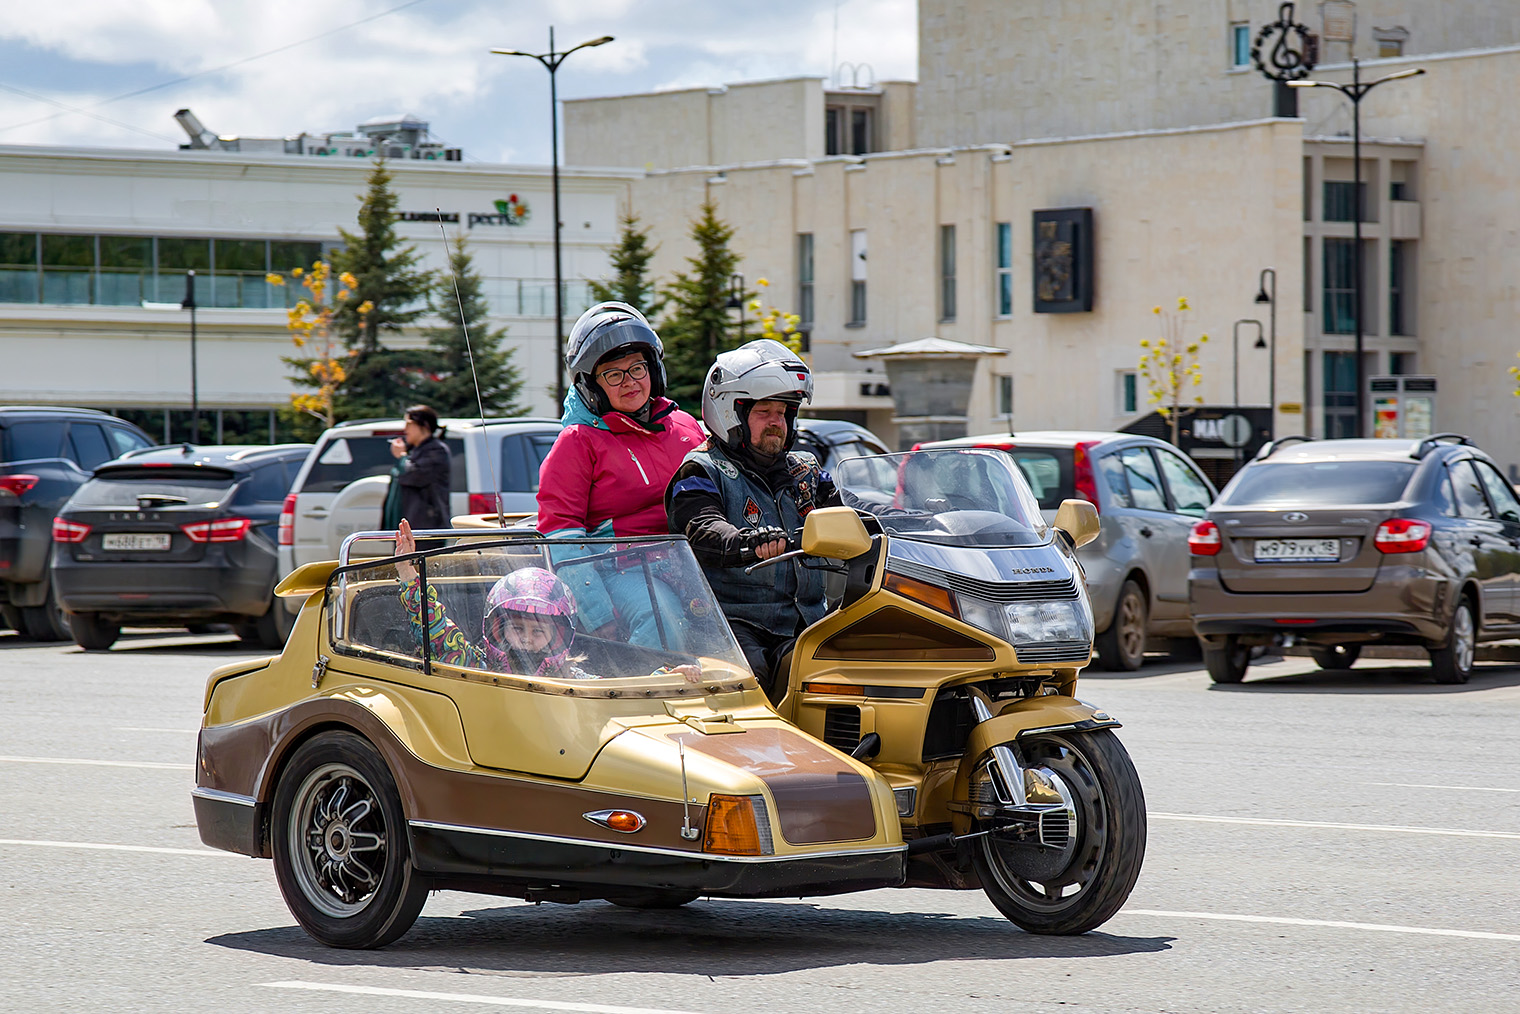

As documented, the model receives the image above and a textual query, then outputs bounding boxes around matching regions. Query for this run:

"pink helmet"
[482,567,578,677]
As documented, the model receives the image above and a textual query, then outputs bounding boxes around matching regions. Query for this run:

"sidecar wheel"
[271,731,429,948]
[974,729,1146,935]
[608,890,701,909]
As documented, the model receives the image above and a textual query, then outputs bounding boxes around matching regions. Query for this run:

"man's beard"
[754,430,786,455]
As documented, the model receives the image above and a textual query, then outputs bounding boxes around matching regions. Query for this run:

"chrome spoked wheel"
[271,731,429,948]
[974,730,1146,935]
[288,763,387,917]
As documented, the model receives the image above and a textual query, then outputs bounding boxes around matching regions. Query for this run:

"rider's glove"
[739,525,789,562]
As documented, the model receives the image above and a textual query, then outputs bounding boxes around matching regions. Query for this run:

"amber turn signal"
[803,681,864,696]
[883,572,958,616]
[702,794,764,856]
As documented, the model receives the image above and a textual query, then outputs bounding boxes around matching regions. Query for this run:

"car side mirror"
[1053,498,1100,549]
[801,506,873,560]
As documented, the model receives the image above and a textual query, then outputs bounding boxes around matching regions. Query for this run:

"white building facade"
[0,145,638,440]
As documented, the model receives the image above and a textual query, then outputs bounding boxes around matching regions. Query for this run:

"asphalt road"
[3,629,1519,1014]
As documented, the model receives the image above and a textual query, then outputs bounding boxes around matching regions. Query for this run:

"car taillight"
[1374,518,1431,554]
[0,473,40,496]
[277,494,296,546]
[52,517,91,543]
[468,492,499,515]
[1188,520,1222,555]
[182,517,252,543]
[1073,440,1101,512]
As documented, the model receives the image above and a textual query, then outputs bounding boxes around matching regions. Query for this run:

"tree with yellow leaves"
[1139,296,1209,446]
[267,261,371,432]
[748,277,804,355]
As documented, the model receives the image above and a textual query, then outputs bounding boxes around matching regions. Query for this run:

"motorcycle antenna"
[436,210,503,522]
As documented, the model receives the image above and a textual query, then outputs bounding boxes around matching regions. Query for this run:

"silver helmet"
[564,301,666,413]
[701,339,813,453]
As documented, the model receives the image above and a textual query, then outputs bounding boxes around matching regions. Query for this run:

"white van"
[276,417,561,584]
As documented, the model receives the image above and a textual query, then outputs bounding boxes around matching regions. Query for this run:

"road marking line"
[0,838,228,857]
[0,754,192,770]
[1149,811,1520,840]
[265,981,707,1013]
[1365,781,1520,794]
[1122,909,1520,942]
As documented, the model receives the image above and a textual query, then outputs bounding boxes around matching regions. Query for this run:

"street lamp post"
[181,270,199,442]
[1291,61,1424,437]
[492,28,614,405]
[1254,267,1276,436]
[1233,318,1265,469]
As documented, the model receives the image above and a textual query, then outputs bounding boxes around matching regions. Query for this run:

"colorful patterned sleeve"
[398,574,487,670]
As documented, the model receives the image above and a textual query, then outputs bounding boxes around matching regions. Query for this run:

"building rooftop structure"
[173,108,462,162]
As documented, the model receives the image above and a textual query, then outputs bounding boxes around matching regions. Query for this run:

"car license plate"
[1254,538,1339,562]
[101,533,172,552]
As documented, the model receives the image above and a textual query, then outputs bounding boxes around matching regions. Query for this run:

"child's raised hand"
[395,519,418,582]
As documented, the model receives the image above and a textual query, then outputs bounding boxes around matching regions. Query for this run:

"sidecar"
[192,532,905,948]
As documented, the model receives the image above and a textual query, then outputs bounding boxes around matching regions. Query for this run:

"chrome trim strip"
[408,819,904,864]
[191,786,256,807]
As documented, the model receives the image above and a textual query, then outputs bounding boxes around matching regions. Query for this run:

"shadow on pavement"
[0,629,266,658]
[207,897,1173,974]
[1209,662,1520,695]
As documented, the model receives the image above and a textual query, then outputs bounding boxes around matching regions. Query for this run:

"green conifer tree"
[329,158,432,419]
[420,235,526,418]
[588,211,663,318]
[657,202,753,408]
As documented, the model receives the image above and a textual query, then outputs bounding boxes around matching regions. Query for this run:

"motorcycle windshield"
[326,537,751,683]
[834,448,1050,548]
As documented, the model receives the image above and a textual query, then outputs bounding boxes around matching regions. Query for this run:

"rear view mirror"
[1053,498,1100,549]
[801,507,873,560]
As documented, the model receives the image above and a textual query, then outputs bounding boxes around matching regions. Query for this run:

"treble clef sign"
[1250,2,1317,82]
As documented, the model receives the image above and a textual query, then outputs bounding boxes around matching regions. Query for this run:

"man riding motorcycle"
[666,340,840,699]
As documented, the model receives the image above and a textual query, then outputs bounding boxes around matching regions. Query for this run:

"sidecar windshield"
[834,448,1049,548]
[325,537,751,684]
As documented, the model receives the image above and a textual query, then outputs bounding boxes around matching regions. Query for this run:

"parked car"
[1,406,156,640]
[51,443,311,651]
[917,430,1218,670]
[1189,434,1520,685]
[794,418,891,472]
[277,416,563,582]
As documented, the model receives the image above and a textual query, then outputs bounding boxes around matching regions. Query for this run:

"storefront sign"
[468,195,531,228]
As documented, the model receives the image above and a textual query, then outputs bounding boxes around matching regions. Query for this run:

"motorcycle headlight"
[960,595,1094,646]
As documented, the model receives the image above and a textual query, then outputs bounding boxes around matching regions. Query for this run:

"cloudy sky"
[0,0,918,165]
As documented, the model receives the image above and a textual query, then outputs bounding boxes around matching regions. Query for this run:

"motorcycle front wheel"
[973,728,1146,935]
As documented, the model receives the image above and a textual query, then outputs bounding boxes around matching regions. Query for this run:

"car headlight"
[959,595,1094,646]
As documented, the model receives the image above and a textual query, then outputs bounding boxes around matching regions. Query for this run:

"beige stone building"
[566,0,1520,478]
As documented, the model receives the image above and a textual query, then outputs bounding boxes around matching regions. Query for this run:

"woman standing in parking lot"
[382,404,452,531]
[537,302,704,643]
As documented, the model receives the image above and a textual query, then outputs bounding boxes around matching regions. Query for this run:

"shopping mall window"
[939,224,957,321]
[1231,23,1251,67]
[797,233,814,329]
[994,222,1013,317]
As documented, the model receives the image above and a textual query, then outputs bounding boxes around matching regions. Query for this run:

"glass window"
[156,238,211,271]
[66,423,114,470]
[1390,239,1411,336]
[0,231,37,266]
[0,231,38,304]
[99,236,151,269]
[214,239,267,272]
[41,234,94,268]
[1232,23,1251,66]
[1323,350,1358,438]
[1435,473,1458,516]
[40,234,95,305]
[98,235,152,305]
[107,425,154,457]
[1323,238,1356,334]
[1323,181,1365,222]
[797,233,814,327]
[70,471,237,507]
[271,241,324,274]
[1121,372,1137,413]
[2,421,66,462]
[1098,453,1132,509]
[239,461,293,503]
[825,107,841,156]
[1224,461,1417,507]
[997,375,1014,418]
[995,222,1013,316]
[849,230,867,324]
[1450,462,1493,519]
[1117,448,1167,511]
[939,224,956,321]
[1006,449,1070,509]
[850,108,871,154]
[1473,461,1520,524]
[1155,449,1214,516]
[302,435,466,493]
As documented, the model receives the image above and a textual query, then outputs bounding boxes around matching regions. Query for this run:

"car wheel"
[1430,597,1476,685]
[1202,635,1249,684]
[1,603,23,633]
[1095,579,1147,671]
[69,612,120,651]
[22,587,71,642]
[272,731,429,949]
[254,595,296,651]
[1308,644,1361,670]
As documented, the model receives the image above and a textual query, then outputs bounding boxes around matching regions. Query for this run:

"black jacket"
[393,436,452,529]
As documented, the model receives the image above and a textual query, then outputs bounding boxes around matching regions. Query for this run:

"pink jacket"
[536,391,706,538]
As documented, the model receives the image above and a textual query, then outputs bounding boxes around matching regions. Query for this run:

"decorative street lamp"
[181,270,199,441]
[492,28,614,405]
[1254,267,1276,436]
[1290,61,1424,437]
[1233,319,1266,468]
[725,272,745,350]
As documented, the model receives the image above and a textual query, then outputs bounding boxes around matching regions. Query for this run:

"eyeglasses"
[596,362,650,387]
